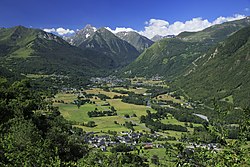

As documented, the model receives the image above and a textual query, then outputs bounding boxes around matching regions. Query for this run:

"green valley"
[0,11,250,167]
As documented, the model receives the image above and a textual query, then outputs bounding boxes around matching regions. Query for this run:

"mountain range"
[0,25,152,78]
[76,28,140,68]
[123,17,250,79]
[151,35,175,42]
[1,17,250,107]
[0,26,101,77]
[64,25,154,68]
[116,31,154,53]
[123,17,250,107]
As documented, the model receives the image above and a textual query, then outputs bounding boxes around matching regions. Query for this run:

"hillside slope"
[175,26,250,107]
[123,17,250,80]
[0,26,104,77]
[78,28,140,68]
[116,31,154,53]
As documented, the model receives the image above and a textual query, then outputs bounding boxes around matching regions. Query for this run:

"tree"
[0,80,89,165]
[124,114,130,118]
[151,155,160,165]
[86,121,96,127]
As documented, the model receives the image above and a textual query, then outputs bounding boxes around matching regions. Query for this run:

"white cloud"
[212,14,246,25]
[42,14,246,38]
[43,27,75,36]
[140,14,246,39]
[43,28,56,33]
[105,27,136,34]
[56,28,75,35]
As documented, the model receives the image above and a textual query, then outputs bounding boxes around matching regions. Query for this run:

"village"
[84,131,165,152]
[54,75,222,164]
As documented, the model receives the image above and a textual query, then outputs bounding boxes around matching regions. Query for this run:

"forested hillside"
[175,26,250,107]
[123,17,250,81]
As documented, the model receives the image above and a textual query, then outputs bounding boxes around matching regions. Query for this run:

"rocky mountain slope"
[77,28,140,68]
[116,31,154,53]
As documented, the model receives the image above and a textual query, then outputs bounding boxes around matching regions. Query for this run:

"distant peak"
[14,25,27,30]
[77,24,97,34]
[117,31,137,35]
[98,27,111,32]
[84,24,93,29]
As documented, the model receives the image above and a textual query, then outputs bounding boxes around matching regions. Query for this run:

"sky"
[1,0,250,38]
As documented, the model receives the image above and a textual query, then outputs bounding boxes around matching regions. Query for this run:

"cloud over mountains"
[139,14,245,38]
[107,14,245,38]
[43,27,75,36]
[43,14,245,38]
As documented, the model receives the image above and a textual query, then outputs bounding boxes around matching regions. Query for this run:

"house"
[144,143,153,149]
[100,146,107,152]
[101,102,110,106]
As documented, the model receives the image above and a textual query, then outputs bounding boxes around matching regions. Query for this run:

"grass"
[26,74,50,78]
[113,87,148,94]
[55,91,201,135]
[10,47,34,58]
[107,99,155,117]
[56,102,128,132]
[155,94,183,104]
[85,88,124,98]
[142,148,173,166]
[55,93,77,103]
[130,77,169,88]
[54,92,157,132]
[220,95,234,104]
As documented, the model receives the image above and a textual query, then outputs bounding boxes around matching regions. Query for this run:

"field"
[86,88,124,98]
[54,89,157,133]
[155,94,183,104]
[53,83,207,166]
[54,86,201,138]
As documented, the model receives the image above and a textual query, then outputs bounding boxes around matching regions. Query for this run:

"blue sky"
[1,0,249,38]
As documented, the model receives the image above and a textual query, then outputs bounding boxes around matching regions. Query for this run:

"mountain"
[174,26,250,107]
[115,31,154,53]
[77,28,140,68]
[0,26,104,78]
[151,35,175,42]
[64,24,96,46]
[123,17,250,79]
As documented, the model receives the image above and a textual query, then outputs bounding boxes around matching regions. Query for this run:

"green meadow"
[54,87,201,135]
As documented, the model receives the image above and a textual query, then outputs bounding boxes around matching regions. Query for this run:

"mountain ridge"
[122,17,250,80]
[0,25,105,77]
[174,26,250,107]
[77,27,140,68]
[115,31,154,53]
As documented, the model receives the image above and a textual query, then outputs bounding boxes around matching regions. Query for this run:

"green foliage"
[122,18,250,108]
[87,109,117,117]
[110,143,133,153]
[122,92,147,105]
[78,151,149,167]
[176,26,250,108]
[0,79,89,166]
[85,121,96,127]
[123,16,250,78]
[170,108,250,166]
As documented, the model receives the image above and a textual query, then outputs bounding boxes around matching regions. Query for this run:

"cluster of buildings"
[84,131,164,151]
[90,76,127,87]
